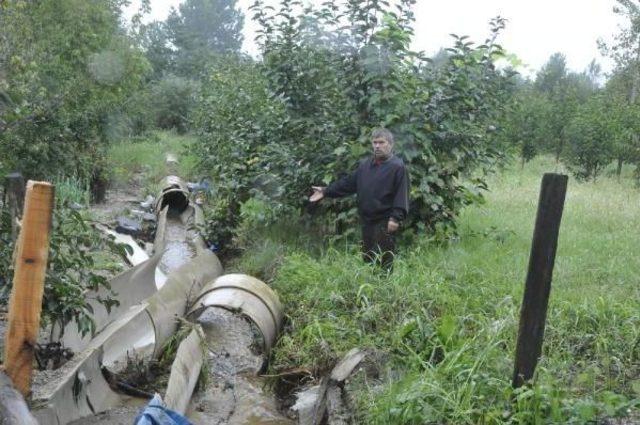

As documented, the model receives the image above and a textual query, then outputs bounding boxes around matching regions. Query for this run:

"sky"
[125,0,626,77]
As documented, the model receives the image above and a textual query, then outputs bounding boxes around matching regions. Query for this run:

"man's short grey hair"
[371,128,394,144]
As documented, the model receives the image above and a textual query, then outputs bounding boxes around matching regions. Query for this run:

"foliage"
[166,0,244,76]
[563,95,617,181]
[45,207,122,337]
[139,21,175,80]
[194,0,515,248]
[599,0,640,179]
[193,56,286,249]
[257,156,640,424]
[150,75,199,133]
[0,0,150,185]
[107,131,198,191]
[529,53,597,162]
[500,88,552,166]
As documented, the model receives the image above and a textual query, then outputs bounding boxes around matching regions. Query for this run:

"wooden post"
[4,181,54,397]
[512,173,568,389]
[4,173,25,243]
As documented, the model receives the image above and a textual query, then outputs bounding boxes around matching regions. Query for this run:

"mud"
[90,175,144,225]
[66,397,147,425]
[187,307,292,425]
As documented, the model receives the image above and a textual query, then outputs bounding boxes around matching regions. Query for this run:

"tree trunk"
[90,169,107,204]
[617,157,623,181]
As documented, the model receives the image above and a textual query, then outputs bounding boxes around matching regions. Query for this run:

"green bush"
[150,75,199,133]
[193,1,515,248]
[0,0,150,183]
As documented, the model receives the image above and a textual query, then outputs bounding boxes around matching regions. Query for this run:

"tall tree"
[533,53,597,161]
[600,0,640,177]
[534,52,568,94]
[166,0,244,75]
[564,94,616,181]
[140,21,175,79]
[0,0,149,183]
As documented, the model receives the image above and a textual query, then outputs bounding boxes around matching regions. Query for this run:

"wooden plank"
[4,181,54,397]
[164,327,205,414]
[512,173,568,388]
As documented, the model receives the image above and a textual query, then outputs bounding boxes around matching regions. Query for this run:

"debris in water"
[116,216,142,237]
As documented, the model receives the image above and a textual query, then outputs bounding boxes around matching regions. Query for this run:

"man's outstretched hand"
[309,186,326,202]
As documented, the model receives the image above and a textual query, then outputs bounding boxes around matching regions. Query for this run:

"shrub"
[150,74,199,133]
[193,1,514,248]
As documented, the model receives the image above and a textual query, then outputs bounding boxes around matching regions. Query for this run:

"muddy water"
[158,209,195,274]
[67,398,147,425]
[187,307,293,425]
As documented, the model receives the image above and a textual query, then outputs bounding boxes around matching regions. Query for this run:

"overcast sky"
[126,0,625,77]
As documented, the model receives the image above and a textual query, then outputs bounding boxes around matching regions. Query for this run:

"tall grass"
[108,131,198,192]
[53,175,91,206]
[248,156,640,424]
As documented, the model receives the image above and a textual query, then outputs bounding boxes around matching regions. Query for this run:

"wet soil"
[188,307,293,425]
[66,397,147,425]
[90,175,145,225]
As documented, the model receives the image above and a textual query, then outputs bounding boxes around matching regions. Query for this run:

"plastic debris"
[115,216,142,236]
[134,394,192,425]
[140,195,155,210]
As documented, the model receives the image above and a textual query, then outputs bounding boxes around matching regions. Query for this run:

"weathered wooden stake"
[4,181,54,397]
[4,173,25,243]
[512,173,568,389]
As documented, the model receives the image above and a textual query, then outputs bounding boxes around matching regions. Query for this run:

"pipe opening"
[158,187,189,213]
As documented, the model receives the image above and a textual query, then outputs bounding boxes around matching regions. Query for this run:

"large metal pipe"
[34,175,222,424]
[32,250,223,425]
[182,275,287,423]
[33,174,287,424]
[54,177,207,354]
[154,176,190,215]
[188,274,284,353]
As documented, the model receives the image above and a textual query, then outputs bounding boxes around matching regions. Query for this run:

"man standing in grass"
[309,128,410,271]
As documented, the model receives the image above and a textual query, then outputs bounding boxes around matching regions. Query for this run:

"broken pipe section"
[32,174,288,425]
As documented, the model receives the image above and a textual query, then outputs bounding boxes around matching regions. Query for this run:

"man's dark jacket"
[324,155,409,224]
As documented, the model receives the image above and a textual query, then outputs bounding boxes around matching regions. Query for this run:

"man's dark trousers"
[362,219,396,271]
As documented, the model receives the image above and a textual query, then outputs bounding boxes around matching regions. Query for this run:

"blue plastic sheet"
[134,394,192,425]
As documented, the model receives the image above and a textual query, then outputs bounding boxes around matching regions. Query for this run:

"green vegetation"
[0,0,149,187]
[194,0,515,250]
[502,0,640,182]
[232,157,640,423]
[0,177,124,337]
[2,0,640,421]
[108,131,198,192]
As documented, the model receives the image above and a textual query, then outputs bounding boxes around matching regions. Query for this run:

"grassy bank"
[242,156,640,424]
[107,131,198,192]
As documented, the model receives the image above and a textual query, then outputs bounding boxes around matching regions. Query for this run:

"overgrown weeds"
[235,156,640,423]
[107,131,198,192]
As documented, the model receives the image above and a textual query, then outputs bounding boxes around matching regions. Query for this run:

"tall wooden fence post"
[3,181,55,397]
[512,173,568,389]
[3,173,25,243]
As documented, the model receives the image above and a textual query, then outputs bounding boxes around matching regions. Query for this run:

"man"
[309,128,409,270]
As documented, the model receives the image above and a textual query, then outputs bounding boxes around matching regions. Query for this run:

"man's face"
[372,137,393,159]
